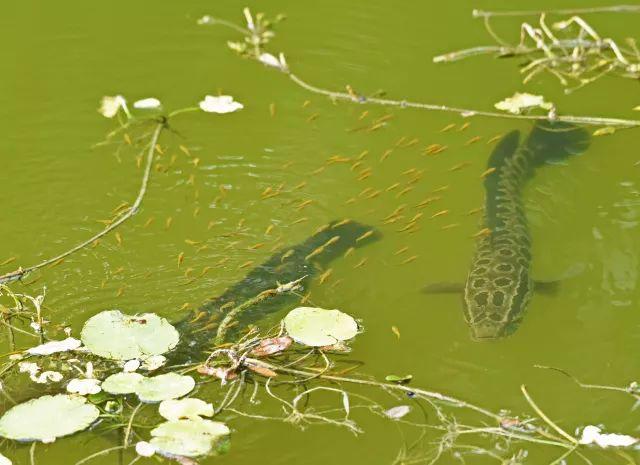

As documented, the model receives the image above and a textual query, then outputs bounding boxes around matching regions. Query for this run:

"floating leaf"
[150,419,230,458]
[159,398,214,421]
[81,310,179,361]
[250,336,292,357]
[283,307,359,347]
[136,373,195,403]
[135,441,156,457]
[0,395,99,443]
[0,453,11,465]
[494,92,553,114]
[385,374,413,384]
[102,372,145,394]
[384,405,411,420]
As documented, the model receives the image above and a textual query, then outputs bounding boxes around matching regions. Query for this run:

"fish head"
[463,259,532,341]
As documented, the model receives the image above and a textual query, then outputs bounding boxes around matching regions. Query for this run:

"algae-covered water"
[2,0,640,464]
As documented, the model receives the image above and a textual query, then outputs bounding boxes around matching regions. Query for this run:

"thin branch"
[0,122,164,285]
[520,384,578,445]
[472,5,640,18]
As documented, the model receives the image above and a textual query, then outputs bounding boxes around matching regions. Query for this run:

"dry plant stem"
[0,122,164,285]
[214,289,277,344]
[287,72,640,128]
[123,402,143,448]
[74,446,128,465]
[472,5,640,18]
[520,384,578,445]
[244,357,502,421]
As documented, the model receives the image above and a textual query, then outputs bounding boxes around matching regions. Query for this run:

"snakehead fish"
[174,220,381,357]
[464,122,590,339]
[426,122,589,340]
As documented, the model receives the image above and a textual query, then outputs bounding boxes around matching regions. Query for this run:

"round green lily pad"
[283,307,359,347]
[80,310,179,361]
[136,373,195,403]
[150,419,230,457]
[0,394,99,443]
[102,372,145,395]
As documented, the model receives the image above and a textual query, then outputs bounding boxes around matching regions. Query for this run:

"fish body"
[464,122,589,340]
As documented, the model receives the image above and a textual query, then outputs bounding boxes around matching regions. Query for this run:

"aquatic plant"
[198,7,640,130]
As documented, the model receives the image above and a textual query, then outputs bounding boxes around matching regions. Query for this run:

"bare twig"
[0,122,164,285]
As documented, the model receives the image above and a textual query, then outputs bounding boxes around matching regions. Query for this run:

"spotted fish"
[427,122,590,340]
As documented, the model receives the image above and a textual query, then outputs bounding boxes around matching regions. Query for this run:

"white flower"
[26,337,82,355]
[135,441,157,457]
[494,92,553,115]
[30,321,41,332]
[0,451,12,465]
[141,354,166,371]
[67,378,102,395]
[579,425,638,448]
[123,359,141,372]
[199,95,244,114]
[18,362,39,377]
[243,7,255,31]
[98,95,131,118]
[133,98,162,110]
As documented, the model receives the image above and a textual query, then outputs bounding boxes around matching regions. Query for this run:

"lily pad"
[102,372,145,395]
[0,394,99,443]
[283,307,359,347]
[81,310,179,361]
[159,398,213,421]
[150,419,230,457]
[136,373,195,403]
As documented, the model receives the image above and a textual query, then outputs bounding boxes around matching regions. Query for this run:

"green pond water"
[2,0,640,463]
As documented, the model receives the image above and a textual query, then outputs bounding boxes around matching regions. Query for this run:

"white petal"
[579,425,638,448]
[259,53,282,69]
[135,441,157,457]
[0,452,12,465]
[98,95,128,118]
[124,359,141,372]
[197,15,213,25]
[26,337,82,356]
[199,95,244,114]
[133,98,162,110]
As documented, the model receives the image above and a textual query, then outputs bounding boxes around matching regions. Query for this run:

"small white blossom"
[258,53,288,72]
[98,95,131,119]
[64,327,72,336]
[133,98,162,110]
[32,371,63,384]
[30,321,41,333]
[18,362,39,377]
[67,378,102,396]
[579,425,638,448]
[123,359,141,372]
[199,95,244,114]
[243,7,255,31]
[26,337,81,356]
[494,92,553,115]
[135,441,157,457]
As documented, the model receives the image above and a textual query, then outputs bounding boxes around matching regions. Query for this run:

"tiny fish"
[269,102,276,117]
[293,181,307,190]
[280,249,295,262]
[440,123,456,132]
[353,258,367,269]
[248,242,265,250]
[357,150,369,160]
[458,122,471,131]
[465,136,482,146]
[385,182,400,192]
[238,260,254,269]
[487,134,503,145]
[449,162,471,172]
[318,268,333,284]
[472,227,491,238]
[480,167,497,178]
[332,219,352,228]
[380,149,393,162]
[165,217,173,229]
[467,207,484,216]
[265,224,275,235]
[177,252,185,268]
[306,112,320,123]
[430,210,449,219]
[441,223,460,230]
[394,246,409,255]
[356,230,375,242]
[391,326,401,339]
[115,232,123,246]
[290,217,308,226]
[296,199,313,211]
[344,247,355,258]
[401,255,418,265]
[396,187,414,198]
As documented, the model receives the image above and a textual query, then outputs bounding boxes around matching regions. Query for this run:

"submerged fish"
[425,122,589,340]
[175,220,382,355]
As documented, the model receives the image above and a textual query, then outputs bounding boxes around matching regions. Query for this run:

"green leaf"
[80,310,179,361]
[150,419,230,458]
[283,307,359,347]
[136,373,195,403]
[0,395,99,443]
[385,374,413,384]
